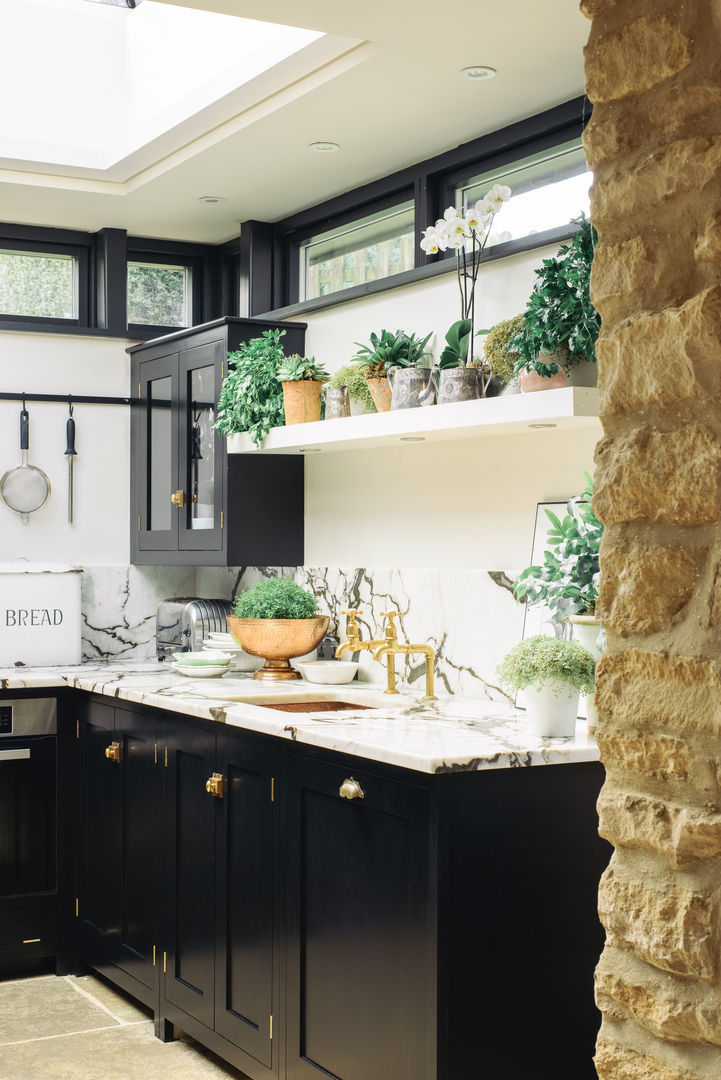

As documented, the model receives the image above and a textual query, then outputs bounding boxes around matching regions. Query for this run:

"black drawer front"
[0,735,57,898]
[0,903,56,961]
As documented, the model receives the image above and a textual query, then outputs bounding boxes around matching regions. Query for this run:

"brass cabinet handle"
[170,489,186,508]
[105,741,121,764]
[206,772,224,799]
[339,777,365,801]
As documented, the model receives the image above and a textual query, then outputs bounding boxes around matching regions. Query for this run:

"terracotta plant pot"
[282,380,323,425]
[519,366,568,393]
[227,614,330,681]
[366,377,392,412]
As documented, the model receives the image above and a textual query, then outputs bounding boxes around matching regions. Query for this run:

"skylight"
[2,0,323,172]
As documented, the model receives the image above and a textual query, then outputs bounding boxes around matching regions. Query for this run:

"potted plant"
[226,577,329,681]
[326,364,377,416]
[276,354,330,425]
[419,185,512,402]
[497,635,596,737]
[511,215,601,393]
[477,314,525,393]
[215,328,287,447]
[353,329,432,411]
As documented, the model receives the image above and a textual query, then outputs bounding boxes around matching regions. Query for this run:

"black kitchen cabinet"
[285,756,434,1080]
[76,698,159,1007]
[161,723,278,1078]
[128,316,306,566]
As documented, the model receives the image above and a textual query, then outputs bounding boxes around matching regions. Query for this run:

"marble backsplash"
[81,564,526,702]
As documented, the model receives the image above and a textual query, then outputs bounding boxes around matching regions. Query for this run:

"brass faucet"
[335,609,399,693]
[372,611,437,702]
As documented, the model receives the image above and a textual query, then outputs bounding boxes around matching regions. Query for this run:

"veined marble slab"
[0,660,599,775]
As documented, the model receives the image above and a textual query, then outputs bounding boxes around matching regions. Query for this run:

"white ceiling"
[0,0,590,243]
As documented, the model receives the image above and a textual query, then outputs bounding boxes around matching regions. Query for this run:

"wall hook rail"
[0,391,131,407]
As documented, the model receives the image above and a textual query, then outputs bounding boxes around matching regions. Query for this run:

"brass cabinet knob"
[339,777,365,801]
[205,772,224,799]
[104,741,121,763]
[170,489,186,508]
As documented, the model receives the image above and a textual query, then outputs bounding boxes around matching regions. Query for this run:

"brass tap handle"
[170,489,186,508]
[205,772,224,799]
[339,777,365,801]
[104,741,121,764]
[341,609,362,617]
[380,611,399,642]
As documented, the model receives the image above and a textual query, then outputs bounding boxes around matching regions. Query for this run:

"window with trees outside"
[455,138,592,250]
[0,249,78,320]
[127,261,192,327]
[299,200,414,301]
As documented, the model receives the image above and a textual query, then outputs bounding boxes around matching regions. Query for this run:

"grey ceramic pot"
[430,367,481,405]
[321,384,351,419]
[387,366,434,409]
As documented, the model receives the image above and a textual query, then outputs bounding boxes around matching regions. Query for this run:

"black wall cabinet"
[128,316,306,566]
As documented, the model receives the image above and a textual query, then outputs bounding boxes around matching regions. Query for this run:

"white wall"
[294,242,601,569]
[0,331,134,564]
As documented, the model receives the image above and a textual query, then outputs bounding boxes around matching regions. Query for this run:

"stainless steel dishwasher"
[0,697,57,971]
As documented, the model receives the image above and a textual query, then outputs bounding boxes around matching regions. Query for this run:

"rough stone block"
[594,424,721,526]
[598,786,721,864]
[596,954,721,1045]
[585,14,691,103]
[597,731,691,780]
[597,287,721,411]
[596,1038,698,1080]
[596,542,705,635]
[598,862,717,979]
[593,137,721,225]
[596,650,721,737]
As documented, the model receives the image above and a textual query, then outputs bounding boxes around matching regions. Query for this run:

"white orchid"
[420,185,512,369]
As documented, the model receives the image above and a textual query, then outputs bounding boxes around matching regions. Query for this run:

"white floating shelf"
[227,386,600,455]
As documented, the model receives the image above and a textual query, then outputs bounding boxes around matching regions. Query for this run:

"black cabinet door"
[214,735,276,1069]
[136,351,179,553]
[164,723,216,1028]
[286,758,436,1080]
[78,700,122,963]
[114,708,159,990]
[178,340,225,553]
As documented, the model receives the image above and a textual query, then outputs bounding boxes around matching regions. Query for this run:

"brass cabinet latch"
[206,772,224,799]
[339,777,365,801]
[170,489,186,508]
[105,741,122,764]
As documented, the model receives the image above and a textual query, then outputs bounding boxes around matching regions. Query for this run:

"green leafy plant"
[512,215,601,376]
[496,635,596,696]
[353,329,432,378]
[233,578,319,620]
[277,354,330,382]
[479,314,525,382]
[327,364,376,410]
[438,318,473,368]
[214,329,286,447]
[513,471,603,620]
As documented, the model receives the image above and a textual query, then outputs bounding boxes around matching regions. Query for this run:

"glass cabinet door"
[179,341,224,552]
[137,353,179,551]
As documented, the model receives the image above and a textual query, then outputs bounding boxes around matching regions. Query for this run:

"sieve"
[0,406,51,524]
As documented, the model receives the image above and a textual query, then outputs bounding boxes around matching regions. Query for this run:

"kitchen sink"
[257,700,375,713]
[198,682,412,711]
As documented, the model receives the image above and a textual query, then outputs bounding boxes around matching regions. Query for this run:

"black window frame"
[126,239,208,337]
[0,226,92,329]
[261,96,591,319]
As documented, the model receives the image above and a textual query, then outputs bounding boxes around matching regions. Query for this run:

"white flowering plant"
[420,183,511,368]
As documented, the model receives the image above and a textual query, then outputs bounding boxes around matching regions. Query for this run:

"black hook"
[68,394,74,417]
[22,392,25,411]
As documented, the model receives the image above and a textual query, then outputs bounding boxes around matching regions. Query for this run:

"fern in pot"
[327,364,376,417]
[214,328,287,448]
[352,329,432,411]
[497,635,595,737]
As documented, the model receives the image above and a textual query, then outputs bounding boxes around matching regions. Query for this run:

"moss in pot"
[496,635,595,738]
[227,578,329,681]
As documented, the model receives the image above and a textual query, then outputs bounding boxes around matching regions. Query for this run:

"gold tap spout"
[335,609,387,659]
[372,636,437,702]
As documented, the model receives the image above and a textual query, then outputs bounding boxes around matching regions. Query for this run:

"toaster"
[156,598,232,660]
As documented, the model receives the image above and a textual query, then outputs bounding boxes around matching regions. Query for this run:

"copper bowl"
[226,615,330,681]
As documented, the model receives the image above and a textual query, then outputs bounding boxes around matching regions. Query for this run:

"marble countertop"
[0,659,600,775]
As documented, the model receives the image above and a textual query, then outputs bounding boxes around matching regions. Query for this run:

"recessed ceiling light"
[528,423,558,430]
[400,436,426,442]
[460,66,496,81]
[199,195,225,205]
[308,141,340,153]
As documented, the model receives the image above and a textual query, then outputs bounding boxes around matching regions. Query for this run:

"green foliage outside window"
[0,251,76,319]
[127,263,188,326]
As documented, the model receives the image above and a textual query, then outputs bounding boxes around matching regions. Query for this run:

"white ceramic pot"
[525,679,580,738]
[569,615,602,733]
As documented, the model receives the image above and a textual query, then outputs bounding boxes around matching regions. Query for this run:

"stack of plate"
[172,651,234,678]
[202,632,264,672]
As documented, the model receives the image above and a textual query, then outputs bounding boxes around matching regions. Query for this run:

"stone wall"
[582,0,721,1076]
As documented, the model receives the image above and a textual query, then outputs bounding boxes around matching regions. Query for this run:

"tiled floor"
[0,973,250,1080]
